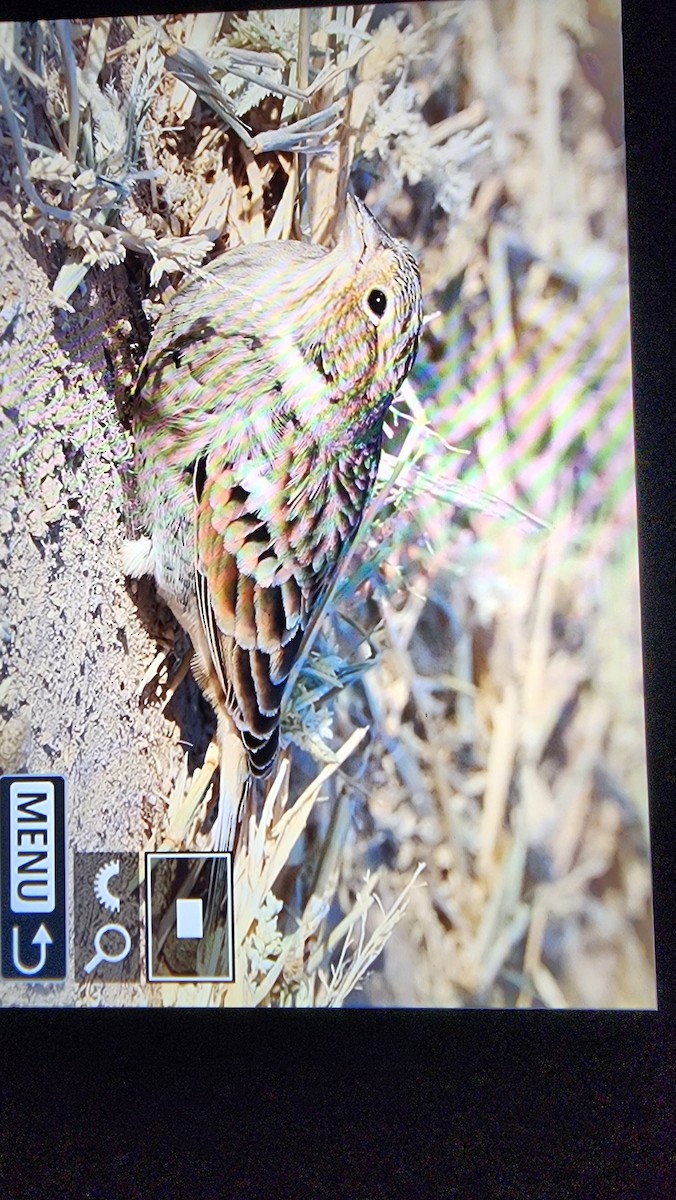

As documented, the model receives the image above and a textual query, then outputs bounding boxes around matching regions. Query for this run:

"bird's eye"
[366,288,388,318]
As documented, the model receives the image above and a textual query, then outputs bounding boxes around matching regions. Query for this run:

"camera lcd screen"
[0,3,655,1009]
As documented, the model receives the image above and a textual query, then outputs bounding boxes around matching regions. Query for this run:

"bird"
[125,194,423,881]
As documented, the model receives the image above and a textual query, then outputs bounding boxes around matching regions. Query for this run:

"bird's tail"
[196,720,249,979]
[211,721,249,854]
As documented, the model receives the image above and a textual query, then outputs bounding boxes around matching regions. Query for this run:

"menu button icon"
[1,776,67,982]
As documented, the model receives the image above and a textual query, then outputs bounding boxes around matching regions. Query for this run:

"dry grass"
[0,2,654,1008]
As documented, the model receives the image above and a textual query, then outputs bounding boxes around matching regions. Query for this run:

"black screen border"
[0,1,672,1193]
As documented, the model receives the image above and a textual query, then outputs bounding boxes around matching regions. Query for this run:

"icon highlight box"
[145,853,234,983]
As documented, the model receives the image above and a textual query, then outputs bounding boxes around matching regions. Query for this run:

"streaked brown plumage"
[126,196,423,858]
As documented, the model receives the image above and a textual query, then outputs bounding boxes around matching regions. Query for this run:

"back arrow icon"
[12,924,53,975]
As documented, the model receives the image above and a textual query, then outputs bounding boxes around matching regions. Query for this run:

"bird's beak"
[333,194,383,266]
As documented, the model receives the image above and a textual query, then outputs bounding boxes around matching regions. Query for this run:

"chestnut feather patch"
[253,584,287,653]
[203,549,238,636]
[269,628,304,686]
[249,648,286,715]
[230,646,279,736]
[235,574,257,648]
[280,577,303,629]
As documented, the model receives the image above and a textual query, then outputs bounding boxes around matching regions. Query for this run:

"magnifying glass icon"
[84,923,132,975]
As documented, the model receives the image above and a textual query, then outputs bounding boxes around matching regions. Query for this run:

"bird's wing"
[194,444,332,775]
[137,300,364,777]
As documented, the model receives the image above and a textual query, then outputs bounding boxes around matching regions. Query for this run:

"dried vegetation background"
[0,2,654,1007]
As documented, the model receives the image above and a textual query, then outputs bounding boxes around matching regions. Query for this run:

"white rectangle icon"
[176,897,203,940]
[9,780,56,914]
